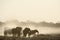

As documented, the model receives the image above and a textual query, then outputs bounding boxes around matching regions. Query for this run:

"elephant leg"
[13,34,16,37]
[17,33,20,37]
[28,34,30,37]
[4,32,7,36]
[23,33,27,37]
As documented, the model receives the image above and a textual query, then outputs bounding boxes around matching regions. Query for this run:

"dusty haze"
[0,0,60,35]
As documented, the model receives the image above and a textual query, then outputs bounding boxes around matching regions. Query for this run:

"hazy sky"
[0,0,60,22]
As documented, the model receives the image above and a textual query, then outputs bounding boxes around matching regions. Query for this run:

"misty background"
[0,0,60,35]
[0,20,60,35]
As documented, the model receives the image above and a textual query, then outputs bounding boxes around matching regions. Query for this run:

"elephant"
[12,27,22,37]
[15,27,22,37]
[28,29,39,37]
[4,27,22,37]
[23,27,30,37]
[4,29,13,36]
[11,28,17,37]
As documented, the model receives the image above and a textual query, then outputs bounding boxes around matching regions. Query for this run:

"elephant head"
[28,29,39,37]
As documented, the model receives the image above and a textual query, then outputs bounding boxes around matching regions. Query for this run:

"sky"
[0,0,60,35]
[0,0,60,22]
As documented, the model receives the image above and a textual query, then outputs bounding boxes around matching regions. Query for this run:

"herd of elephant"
[4,27,39,37]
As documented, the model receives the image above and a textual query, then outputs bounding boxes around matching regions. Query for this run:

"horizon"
[0,19,60,23]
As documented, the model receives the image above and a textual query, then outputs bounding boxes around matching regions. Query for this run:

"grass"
[0,34,60,40]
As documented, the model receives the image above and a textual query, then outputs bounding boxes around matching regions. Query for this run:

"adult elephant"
[4,29,13,36]
[11,28,17,37]
[4,27,22,37]
[16,27,22,37]
[28,29,39,37]
[23,27,30,37]
[12,27,22,37]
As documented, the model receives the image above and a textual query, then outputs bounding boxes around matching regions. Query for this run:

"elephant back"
[23,28,30,33]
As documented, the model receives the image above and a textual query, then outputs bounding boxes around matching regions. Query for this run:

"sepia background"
[0,0,60,36]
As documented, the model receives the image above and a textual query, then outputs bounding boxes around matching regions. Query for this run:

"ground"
[0,34,60,40]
